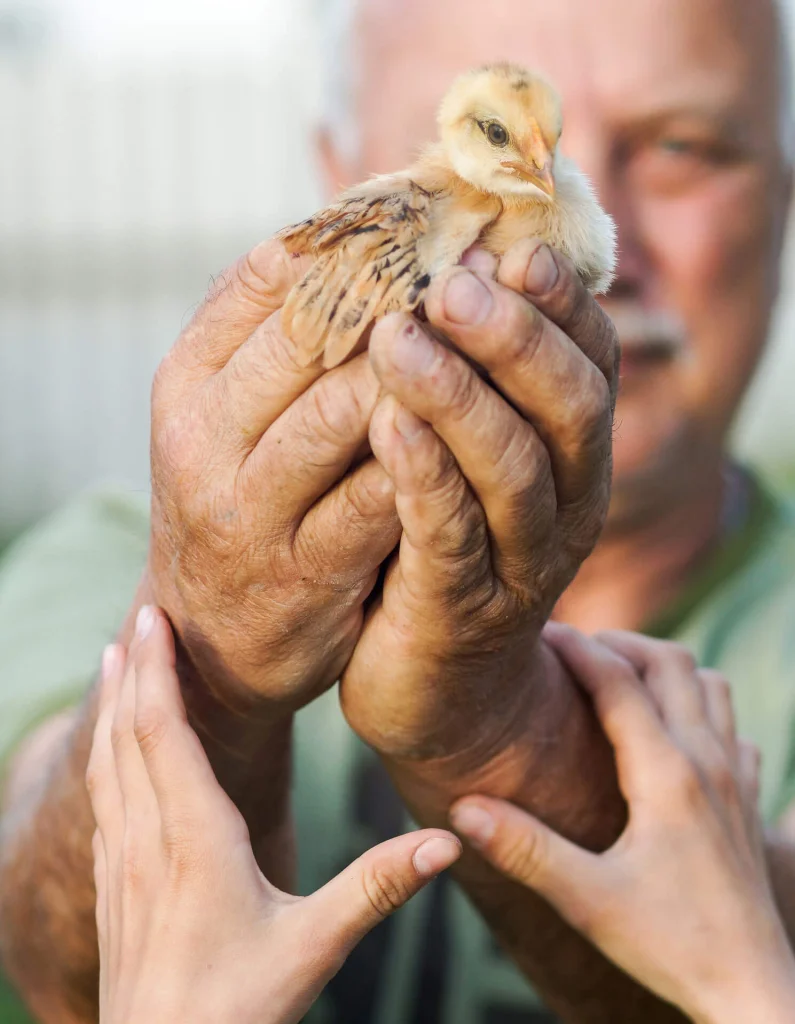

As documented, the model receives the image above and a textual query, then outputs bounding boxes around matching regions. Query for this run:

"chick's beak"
[500,119,556,196]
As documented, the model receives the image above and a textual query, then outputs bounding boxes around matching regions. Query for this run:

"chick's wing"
[279,177,498,368]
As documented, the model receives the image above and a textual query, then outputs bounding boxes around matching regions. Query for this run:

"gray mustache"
[601,307,687,352]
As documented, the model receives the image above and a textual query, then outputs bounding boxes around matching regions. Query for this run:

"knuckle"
[133,703,170,758]
[162,821,203,881]
[501,298,546,368]
[85,763,103,799]
[493,825,547,885]
[656,641,698,674]
[360,864,413,919]
[437,357,482,424]
[665,750,706,810]
[120,835,144,893]
[306,375,368,445]
[709,758,738,800]
[702,670,731,699]
[109,715,128,753]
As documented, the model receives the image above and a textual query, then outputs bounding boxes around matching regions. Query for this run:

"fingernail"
[101,644,120,681]
[461,247,498,279]
[394,404,425,441]
[389,320,437,375]
[524,244,559,295]
[443,271,493,325]
[413,837,462,878]
[450,805,496,849]
[135,605,156,641]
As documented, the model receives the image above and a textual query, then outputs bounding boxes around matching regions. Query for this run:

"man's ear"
[315,126,359,199]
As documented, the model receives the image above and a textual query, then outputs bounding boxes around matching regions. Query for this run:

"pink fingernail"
[135,605,156,641]
[443,270,493,325]
[390,320,437,375]
[524,245,559,295]
[101,644,121,681]
[450,805,496,849]
[413,837,462,878]
[394,403,425,441]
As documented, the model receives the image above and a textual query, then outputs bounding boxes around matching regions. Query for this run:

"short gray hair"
[318,0,795,167]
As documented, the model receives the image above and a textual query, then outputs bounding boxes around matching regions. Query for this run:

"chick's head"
[438,63,563,200]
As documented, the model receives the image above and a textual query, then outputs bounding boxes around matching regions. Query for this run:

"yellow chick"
[280,63,617,368]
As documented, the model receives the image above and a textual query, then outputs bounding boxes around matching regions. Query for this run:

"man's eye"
[658,138,693,155]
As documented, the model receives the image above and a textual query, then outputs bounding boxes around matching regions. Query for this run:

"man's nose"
[565,134,648,301]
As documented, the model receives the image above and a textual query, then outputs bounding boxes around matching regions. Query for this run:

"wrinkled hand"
[148,238,401,716]
[453,627,795,1024]
[86,607,461,1024]
[340,240,618,761]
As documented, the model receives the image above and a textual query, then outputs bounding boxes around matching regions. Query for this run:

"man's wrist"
[384,639,626,852]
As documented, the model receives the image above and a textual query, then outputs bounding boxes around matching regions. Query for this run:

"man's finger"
[368,392,496,605]
[298,458,401,586]
[422,265,613,512]
[170,238,314,380]
[544,623,673,797]
[306,830,461,956]
[241,354,383,525]
[497,239,620,394]
[449,795,602,937]
[368,317,556,590]
[86,644,127,851]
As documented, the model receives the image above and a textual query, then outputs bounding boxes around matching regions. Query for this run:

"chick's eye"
[485,122,509,147]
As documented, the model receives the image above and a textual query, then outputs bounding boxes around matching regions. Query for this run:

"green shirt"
[2,479,795,1023]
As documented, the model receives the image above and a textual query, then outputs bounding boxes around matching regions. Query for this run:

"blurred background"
[2,0,795,548]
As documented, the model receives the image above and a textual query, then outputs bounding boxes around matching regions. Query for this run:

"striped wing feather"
[280,181,436,368]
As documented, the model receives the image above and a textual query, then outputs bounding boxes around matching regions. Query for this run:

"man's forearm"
[384,643,686,1023]
[0,595,294,1024]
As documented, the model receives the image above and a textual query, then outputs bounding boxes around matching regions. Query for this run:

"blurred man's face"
[321,0,792,527]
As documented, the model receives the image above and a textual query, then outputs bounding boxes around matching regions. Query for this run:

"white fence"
[0,57,321,533]
[2,49,795,536]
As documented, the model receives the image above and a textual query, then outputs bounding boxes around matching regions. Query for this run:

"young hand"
[451,626,795,1024]
[86,606,461,1024]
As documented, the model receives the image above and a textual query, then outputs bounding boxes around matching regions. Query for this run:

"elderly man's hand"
[146,238,401,723]
[340,240,619,763]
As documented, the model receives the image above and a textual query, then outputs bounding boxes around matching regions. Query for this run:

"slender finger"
[306,830,461,958]
[240,354,383,525]
[86,644,127,850]
[497,239,620,393]
[92,828,109,1020]
[110,622,162,839]
[738,740,762,810]
[596,631,707,732]
[449,796,603,938]
[368,393,496,607]
[422,263,614,510]
[170,238,314,379]
[131,607,237,830]
[369,318,556,590]
[544,623,673,798]
[699,669,738,760]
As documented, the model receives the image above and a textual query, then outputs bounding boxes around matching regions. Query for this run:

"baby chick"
[280,63,617,368]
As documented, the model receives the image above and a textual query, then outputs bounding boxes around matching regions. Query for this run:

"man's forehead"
[356,0,780,122]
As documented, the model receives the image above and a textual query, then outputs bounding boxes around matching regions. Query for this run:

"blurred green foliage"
[0,974,32,1024]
